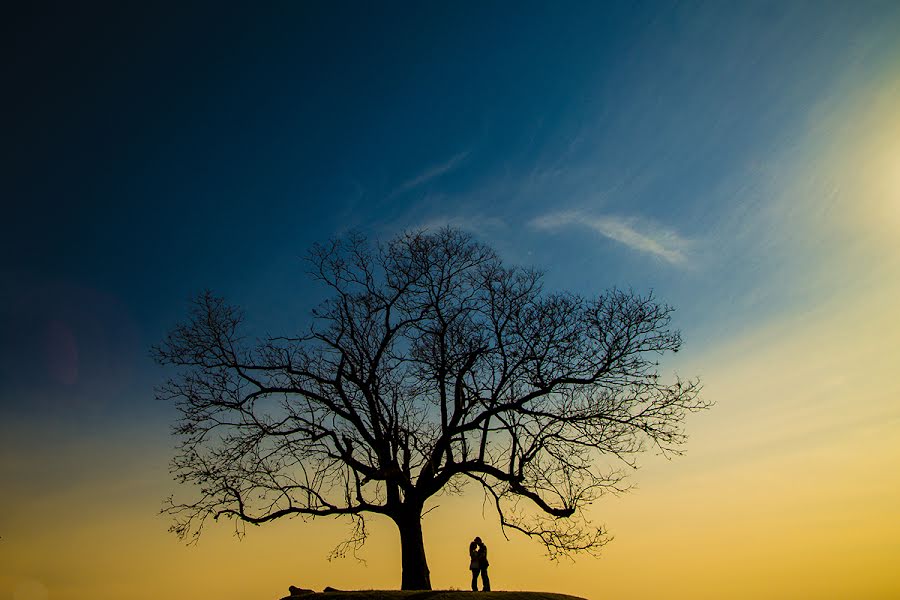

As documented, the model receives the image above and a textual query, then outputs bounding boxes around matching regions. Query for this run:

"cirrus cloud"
[530,210,691,266]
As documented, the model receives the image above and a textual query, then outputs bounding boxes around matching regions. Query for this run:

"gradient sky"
[2,2,900,600]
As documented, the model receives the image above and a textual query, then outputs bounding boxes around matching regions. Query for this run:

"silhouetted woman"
[469,537,490,591]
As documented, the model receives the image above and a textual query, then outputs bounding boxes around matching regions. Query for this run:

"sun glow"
[873,128,900,226]
[824,76,900,238]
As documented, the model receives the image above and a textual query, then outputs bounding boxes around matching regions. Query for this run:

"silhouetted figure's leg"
[481,567,490,592]
[471,569,479,591]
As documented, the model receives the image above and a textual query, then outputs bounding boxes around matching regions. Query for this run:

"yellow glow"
[813,74,900,240]
[870,123,900,227]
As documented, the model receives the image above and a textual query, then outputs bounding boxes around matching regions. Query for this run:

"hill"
[279,591,588,600]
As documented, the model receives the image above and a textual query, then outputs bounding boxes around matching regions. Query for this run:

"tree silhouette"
[154,228,707,589]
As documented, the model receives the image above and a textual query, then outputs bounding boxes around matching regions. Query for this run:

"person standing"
[469,537,491,591]
[469,539,480,590]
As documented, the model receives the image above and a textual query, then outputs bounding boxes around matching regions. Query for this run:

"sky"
[2,1,900,599]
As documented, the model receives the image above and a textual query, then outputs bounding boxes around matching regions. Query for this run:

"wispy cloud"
[391,151,470,196]
[530,210,691,266]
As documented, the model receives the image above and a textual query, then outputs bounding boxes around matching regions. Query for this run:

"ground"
[281,591,588,600]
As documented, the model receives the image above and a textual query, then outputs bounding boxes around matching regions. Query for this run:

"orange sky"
[4,245,899,600]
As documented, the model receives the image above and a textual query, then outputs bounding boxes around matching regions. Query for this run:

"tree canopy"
[154,228,707,589]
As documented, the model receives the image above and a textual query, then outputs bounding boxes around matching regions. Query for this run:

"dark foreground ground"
[280,591,588,600]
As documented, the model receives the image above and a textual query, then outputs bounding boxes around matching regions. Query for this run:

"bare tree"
[154,228,707,590]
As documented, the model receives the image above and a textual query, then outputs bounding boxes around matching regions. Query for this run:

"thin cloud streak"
[531,210,691,265]
[391,151,470,196]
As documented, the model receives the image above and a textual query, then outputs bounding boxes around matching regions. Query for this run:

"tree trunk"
[395,511,431,590]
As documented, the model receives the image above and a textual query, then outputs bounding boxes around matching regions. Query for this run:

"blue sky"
[5,1,897,426]
[3,3,900,598]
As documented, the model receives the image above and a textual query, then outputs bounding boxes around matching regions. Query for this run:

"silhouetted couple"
[468,536,490,591]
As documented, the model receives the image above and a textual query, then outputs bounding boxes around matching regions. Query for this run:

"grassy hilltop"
[280,592,588,600]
